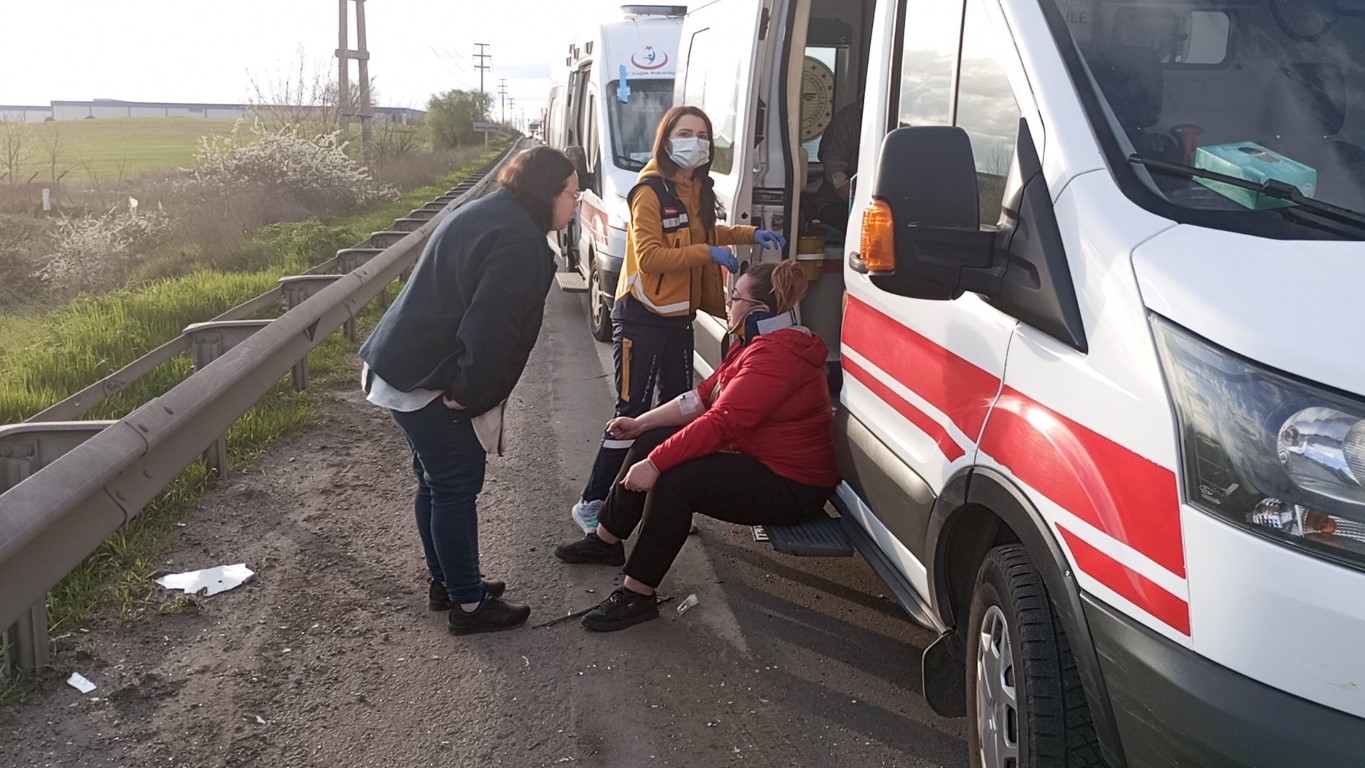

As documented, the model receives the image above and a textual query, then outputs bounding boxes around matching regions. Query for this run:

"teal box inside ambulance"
[1193,142,1317,210]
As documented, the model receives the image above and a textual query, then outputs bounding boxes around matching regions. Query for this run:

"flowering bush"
[184,120,396,210]
[40,208,170,293]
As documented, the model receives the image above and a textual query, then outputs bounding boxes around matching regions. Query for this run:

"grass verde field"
[0,140,510,704]
[11,118,241,181]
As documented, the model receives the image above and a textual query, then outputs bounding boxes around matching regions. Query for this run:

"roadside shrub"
[39,208,170,294]
[185,120,396,211]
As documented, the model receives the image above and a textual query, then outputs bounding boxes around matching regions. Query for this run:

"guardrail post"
[279,276,344,390]
[183,320,273,476]
[0,421,116,678]
[335,248,385,340]
[369,231,415,283]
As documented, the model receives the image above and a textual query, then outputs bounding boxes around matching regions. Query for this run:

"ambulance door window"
[895,0,965,129]
[954,0,1023,227]
[586,92,603,196]
[682,27,741,174]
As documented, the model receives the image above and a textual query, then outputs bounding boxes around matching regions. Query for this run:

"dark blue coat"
[359,189,556,417]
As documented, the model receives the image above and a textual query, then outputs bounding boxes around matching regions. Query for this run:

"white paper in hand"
[472,401,506,456]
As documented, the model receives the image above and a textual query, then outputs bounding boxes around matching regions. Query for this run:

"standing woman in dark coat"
[359,146,578,635]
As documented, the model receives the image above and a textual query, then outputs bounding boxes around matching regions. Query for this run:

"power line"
[497,79,508,124]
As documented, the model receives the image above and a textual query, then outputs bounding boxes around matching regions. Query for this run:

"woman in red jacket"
[555,260,838,631]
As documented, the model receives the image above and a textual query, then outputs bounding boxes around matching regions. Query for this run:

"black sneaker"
[428,578,506,611]
[554,533,626,566]
[448,597,531,635]
[582,587,659,632]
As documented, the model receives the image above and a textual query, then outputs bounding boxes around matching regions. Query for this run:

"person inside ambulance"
[809,101,863,231]
[568,106,787,535]
[554,261,839,632]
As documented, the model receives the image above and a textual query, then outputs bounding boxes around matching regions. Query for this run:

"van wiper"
[1129,154,1365,231]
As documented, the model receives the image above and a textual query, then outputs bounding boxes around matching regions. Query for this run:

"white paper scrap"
[66,672,96,694]
[155,563,254,596]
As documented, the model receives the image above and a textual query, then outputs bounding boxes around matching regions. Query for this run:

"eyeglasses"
[562,187,583,202]
[727,289,763,306]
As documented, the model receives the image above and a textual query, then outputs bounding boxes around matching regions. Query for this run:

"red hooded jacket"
[648,327,839,488]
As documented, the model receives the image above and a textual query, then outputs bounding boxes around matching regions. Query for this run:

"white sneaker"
[572,499,605,534]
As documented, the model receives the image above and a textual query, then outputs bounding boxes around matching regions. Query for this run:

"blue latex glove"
[753,230,787,250]
[709,245,739,272]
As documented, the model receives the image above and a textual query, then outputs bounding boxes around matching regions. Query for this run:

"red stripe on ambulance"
[843,357,967,461]
[1057,526,1190,635]
[843,297,998,440]
[979,389,1186,578]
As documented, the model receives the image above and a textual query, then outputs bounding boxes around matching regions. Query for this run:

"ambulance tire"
[966,544,1103,768]
[588,262,612,342]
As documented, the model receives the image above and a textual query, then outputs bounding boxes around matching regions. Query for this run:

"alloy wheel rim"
[976,604,1019,768]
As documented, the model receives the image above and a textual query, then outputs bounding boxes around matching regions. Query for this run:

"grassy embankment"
[14,118,240,181]
[0,142,508,705]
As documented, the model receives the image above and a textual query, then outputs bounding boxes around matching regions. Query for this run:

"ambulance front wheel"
[965,544,1102,768]
[588,261,612,342]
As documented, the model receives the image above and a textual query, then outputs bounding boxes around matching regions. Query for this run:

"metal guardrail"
[0,143,518,678]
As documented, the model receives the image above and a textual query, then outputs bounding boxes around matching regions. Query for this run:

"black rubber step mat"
[763,515,854,557]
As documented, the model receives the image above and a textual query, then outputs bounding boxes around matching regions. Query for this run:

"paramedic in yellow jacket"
[570,105,787,533]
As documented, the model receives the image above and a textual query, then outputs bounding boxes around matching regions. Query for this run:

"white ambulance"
[678,0,1365,764]
[546,4,688,340]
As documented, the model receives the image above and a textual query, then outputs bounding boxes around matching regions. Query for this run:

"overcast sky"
[0,0,628,120]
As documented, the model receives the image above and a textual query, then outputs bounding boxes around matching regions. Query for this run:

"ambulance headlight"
[1153,317,1365,570]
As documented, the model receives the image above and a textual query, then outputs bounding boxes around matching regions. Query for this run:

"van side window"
[895,0,965,128]
[682,27,740,174]
[955,0,1023,226]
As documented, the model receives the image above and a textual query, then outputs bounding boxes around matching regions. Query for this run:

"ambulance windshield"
[607,79,674,171]
[1046,0,1365,239]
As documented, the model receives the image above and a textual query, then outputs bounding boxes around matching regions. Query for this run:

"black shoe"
[448,596,531,635]
[582,587,659,632]
[428,578,506,611]
[554,533,626,566]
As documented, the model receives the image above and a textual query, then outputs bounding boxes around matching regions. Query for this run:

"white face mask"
[668,136,711,169]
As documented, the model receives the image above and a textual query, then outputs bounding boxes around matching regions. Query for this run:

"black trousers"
[581,319,693,503]
[599,428,833,588]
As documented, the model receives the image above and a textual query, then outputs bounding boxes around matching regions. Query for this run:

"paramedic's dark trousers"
[598,428,832,588]
[581,319,693,503]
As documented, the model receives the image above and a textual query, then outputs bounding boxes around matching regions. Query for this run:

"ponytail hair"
[744,261,808,314]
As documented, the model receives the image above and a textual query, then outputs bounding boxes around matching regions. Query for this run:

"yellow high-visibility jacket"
[614,160,756,319]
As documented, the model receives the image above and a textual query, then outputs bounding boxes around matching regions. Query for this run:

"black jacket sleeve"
[446,238,548,408]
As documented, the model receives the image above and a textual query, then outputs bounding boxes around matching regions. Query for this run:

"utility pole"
[497,79,508,125]
[336,0,372,162]
[473,43,492,118]
[507,97,516,132]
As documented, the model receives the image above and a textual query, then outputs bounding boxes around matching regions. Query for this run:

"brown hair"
[743,261,808,314]
[651,105,719,238]
[497,146,576,232]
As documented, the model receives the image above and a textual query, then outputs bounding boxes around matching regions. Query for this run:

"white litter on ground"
[66,672,96,694]
[155,563,254,596]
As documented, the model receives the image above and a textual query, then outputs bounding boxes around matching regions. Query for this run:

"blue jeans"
[390,398,487,604]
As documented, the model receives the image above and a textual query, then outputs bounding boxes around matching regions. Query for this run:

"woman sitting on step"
[555,260,838,631]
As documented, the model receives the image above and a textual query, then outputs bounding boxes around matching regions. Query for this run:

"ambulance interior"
[782,0,876,386]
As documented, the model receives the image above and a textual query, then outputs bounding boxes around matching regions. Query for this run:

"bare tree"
[247,47,379,140]
[0,112,34,185]
[41,120,68,183]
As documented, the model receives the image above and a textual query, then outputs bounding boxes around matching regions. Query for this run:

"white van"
[678,0,1365,764]
[546,5,688,340]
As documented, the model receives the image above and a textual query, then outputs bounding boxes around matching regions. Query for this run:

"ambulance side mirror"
[850,126,995,300]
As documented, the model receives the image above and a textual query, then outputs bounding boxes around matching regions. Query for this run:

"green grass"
[15,118,240,182]
[0,141,508,699]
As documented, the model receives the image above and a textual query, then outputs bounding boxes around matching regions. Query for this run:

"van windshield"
[1045,0,1365,239]
[606,79,674,171]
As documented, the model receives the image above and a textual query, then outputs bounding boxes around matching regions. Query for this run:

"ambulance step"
[760,514,854,557]
[555,271,588,293]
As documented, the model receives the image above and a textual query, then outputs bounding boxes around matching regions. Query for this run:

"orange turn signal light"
[860,199,895,273]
